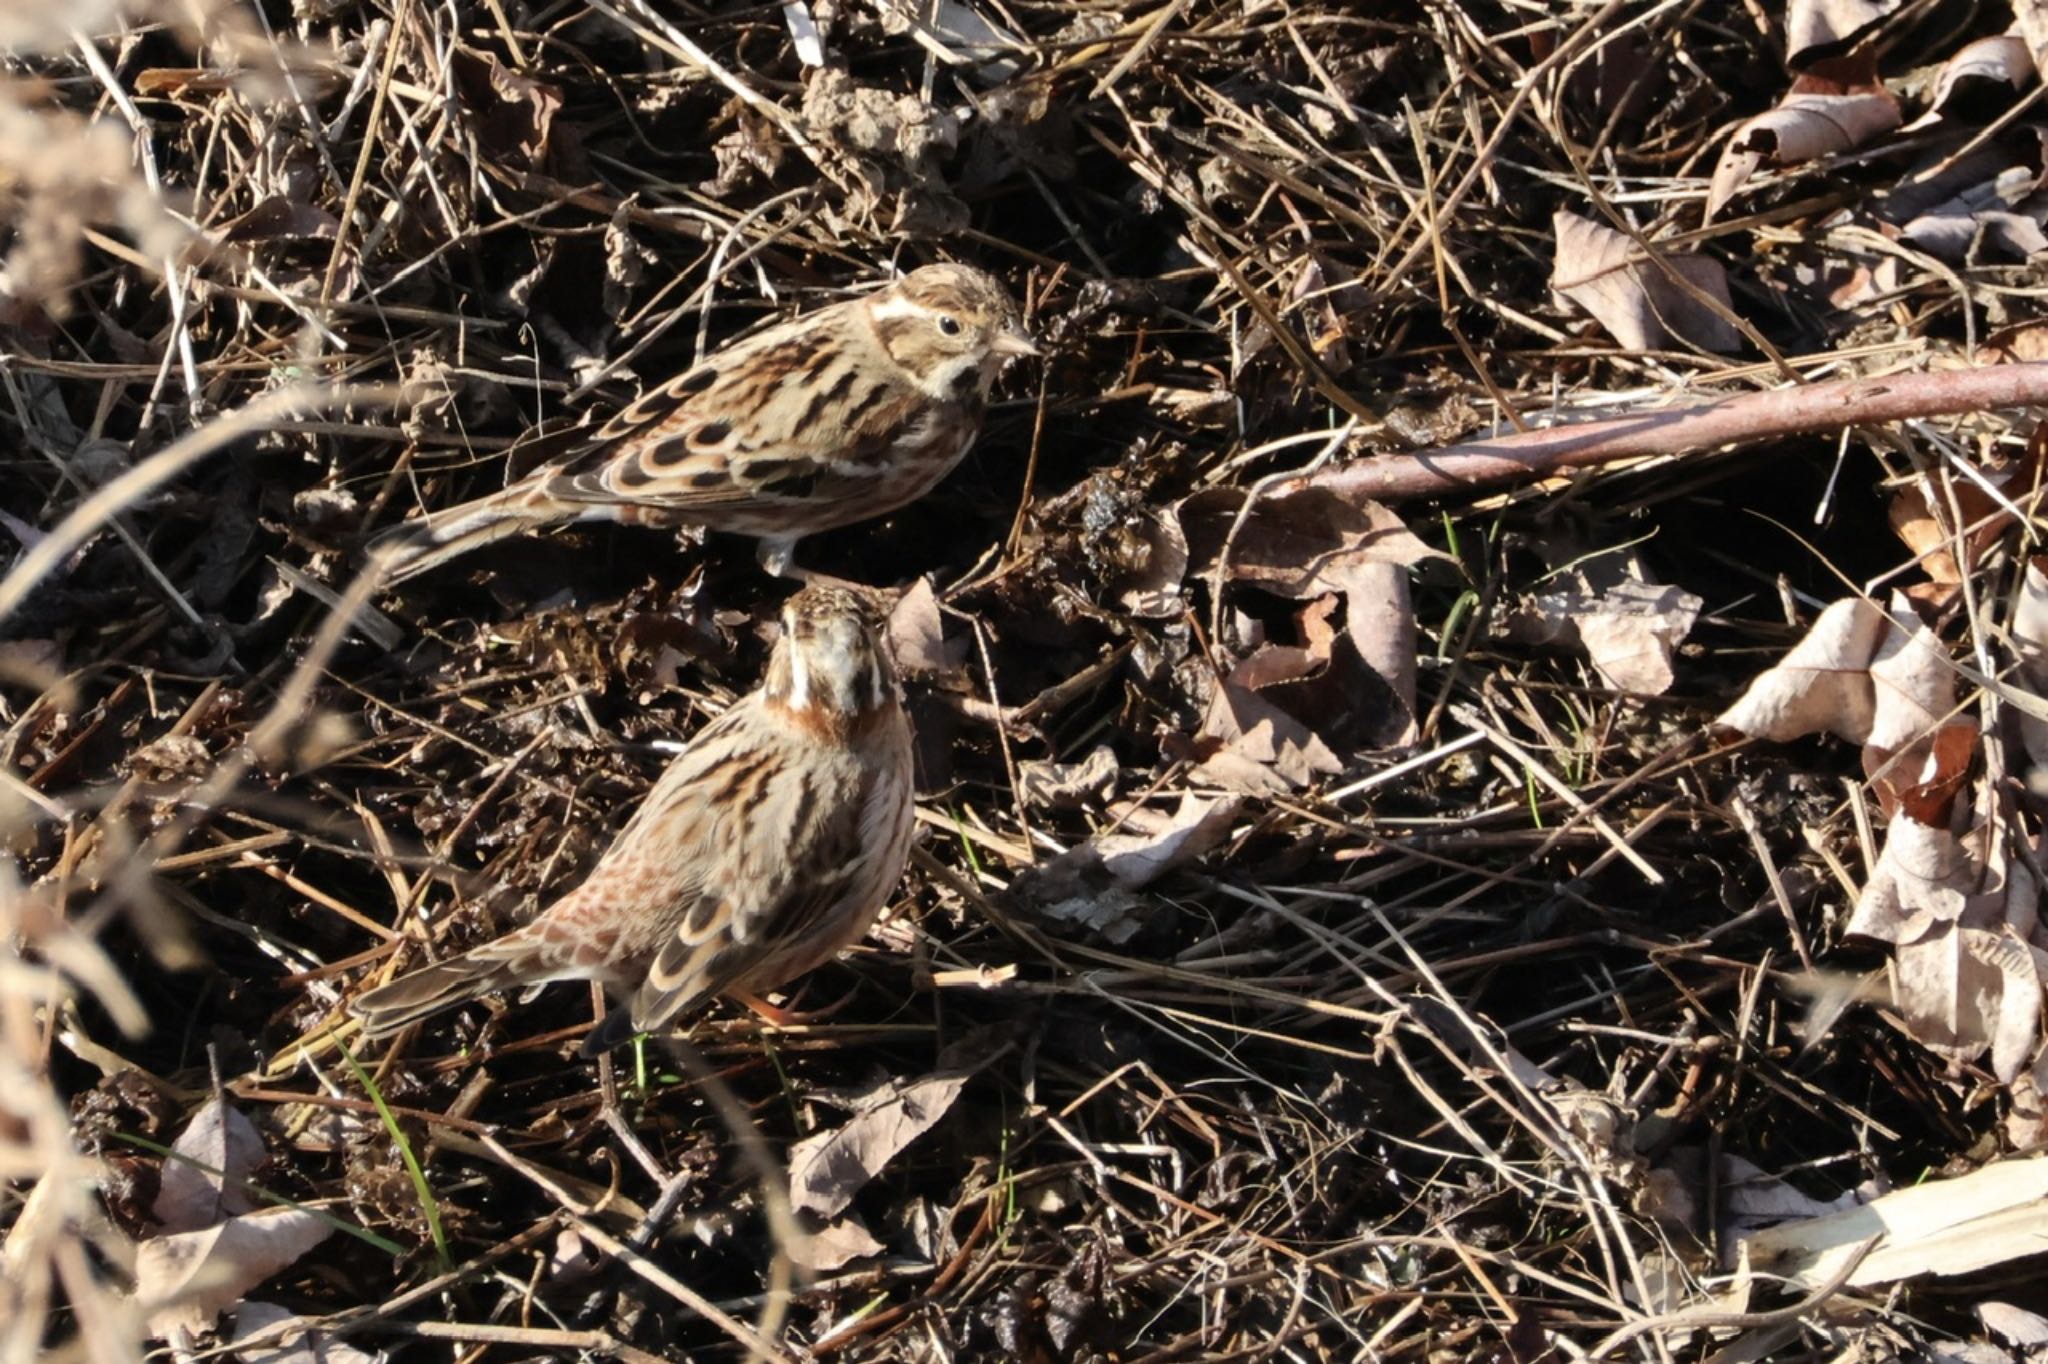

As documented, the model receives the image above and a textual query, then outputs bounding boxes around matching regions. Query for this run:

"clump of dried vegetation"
[14,0,2048,1359]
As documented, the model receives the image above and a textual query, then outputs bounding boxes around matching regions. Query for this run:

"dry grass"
[5,0,2046,1360]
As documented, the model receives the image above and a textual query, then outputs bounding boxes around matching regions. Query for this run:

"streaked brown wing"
[625,746,877,1035]
[529,309,922,520]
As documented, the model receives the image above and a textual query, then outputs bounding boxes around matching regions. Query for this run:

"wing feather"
[622,726,907,1037]
[528,310,930,521]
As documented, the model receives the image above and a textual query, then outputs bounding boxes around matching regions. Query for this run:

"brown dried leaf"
[788,1030,1006,1220]
[1201,669,1343,789]
[1329,560,1418,746]
[1706,74,1902,221]
[1093,792,1246,887]
[1983,319,2048,362]
[449,50,562,172]
[138,1207,335,1343]
[1179,486,1450,598]
[1550,210,1741,352]
[1930,35,2037,121]
[1898,171,2048,263]
[1017,745,1120,810]
[153,1098,265,1235]
[1895,920,2046,1081]
[886,578,960,677]
[2010,559,2048,767]
[1843,732,1981,944]
[789,1216,886,1272]
[1787,0,1904,67]
[1866,595,1956,754]
[1716,598,1888,743]
[1505,576,1702,696]
[227,1302,379,1364]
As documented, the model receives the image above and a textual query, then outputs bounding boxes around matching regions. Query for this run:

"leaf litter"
[16,0,2048,1361]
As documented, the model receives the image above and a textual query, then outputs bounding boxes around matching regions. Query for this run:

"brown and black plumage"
[349,585,915,1055]
[370,264,1035,581]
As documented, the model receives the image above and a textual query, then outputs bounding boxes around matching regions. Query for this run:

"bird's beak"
[991,329,1040,358]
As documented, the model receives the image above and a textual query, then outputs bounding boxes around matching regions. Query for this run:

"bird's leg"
[755,535,802,579]
[755,535,873,592]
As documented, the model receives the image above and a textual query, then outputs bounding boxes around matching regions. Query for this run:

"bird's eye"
[936,314,962,336]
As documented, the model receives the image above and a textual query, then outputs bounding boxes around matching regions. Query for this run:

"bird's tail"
[366,491,568,586]
[349,930,547,1038]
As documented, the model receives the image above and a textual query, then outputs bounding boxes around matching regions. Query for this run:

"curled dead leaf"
[1930,35,2037,121]
[2010,558,2048,768]
[1017,744,1121,810]
[1095,792,1246,887]
[1786,0,1904,68]
[1504,577,1702,697]
[788,1029,1007,1220]
[138,1207,335,1343]
[1706,72,1901,222]
[1550,210,1741,352]
[1716,597,1888,744]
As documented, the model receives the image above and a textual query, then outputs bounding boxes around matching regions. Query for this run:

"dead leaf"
[154,1098,266,1235]
[450,49,562,173]
[227,1302,378,1364]
[1179,486,1451,598]
[1866,594,1956,756]
[1706,71,1902,221]
[1895,919,2046,1081]
[1889,456,2044,590]
[1981,1301,2048,1348]
[1844,728,1981,942]
[546,1226,601,1281]
[1017,745,1121,810]
[1930,35,2037,121]
[1035,886,1150,944]
[1505,575,1702,696]
[790,1215,886,1272]
[1329,560,1419,746]
[1550,209,1742,352]
[1093,792,1247,888]
[887,578,962,677]
[1179,487,1444,747]
[1985,318,2048,362]
[1898,169,2048,263]
[1786,0,1904,67]
[1201,670,1343,789]
[788,1030,1008,1220]
[138,1207,336,1343]
[2011,558,2048,768]
[1716,597,1888,744]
